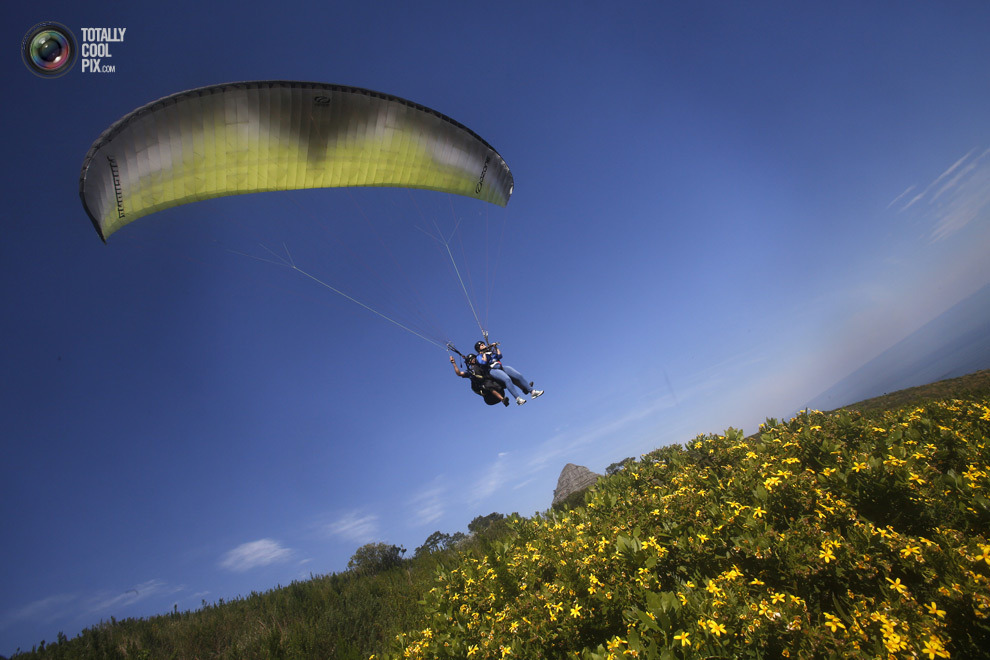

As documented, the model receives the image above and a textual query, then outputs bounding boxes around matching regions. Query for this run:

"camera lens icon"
[22,22,77,78]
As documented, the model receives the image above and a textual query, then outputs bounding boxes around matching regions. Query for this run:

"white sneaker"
[531,389,544,399]
[516,397,527,405]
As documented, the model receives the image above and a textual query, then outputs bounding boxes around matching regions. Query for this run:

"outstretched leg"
[501,365,533,395]
[488,369,523,400]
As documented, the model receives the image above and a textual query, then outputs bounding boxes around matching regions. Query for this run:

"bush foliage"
[387,397,990,659]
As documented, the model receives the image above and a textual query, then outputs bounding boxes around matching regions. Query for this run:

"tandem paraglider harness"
[448,343,507,406]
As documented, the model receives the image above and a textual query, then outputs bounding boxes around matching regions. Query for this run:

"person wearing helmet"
[450,354,510,406]
[474,340,543,406]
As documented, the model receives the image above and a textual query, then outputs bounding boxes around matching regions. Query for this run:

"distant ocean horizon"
[808,282,990,411]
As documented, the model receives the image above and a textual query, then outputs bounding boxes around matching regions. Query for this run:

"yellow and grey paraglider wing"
[79,81,513,241]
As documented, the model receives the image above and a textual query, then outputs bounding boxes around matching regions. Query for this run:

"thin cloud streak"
[409,479,446,526]
[894,148,990,239]
[930,148,990,242]
[219,539,292,572]
[2,580,187,636]
[896,150,975,213]
[86,579,187,614]
[323,511,380,544]
[924,149,975,200]
[0,594,76,629]
[887,185,916,210]
[473,452,510,502]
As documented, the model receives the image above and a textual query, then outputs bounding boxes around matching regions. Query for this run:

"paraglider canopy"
[79,80,514,241]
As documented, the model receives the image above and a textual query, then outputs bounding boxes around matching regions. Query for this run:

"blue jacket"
[477,346,503,369]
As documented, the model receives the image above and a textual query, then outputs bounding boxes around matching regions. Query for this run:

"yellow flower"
[771,592,786,604]
[886,577,908,595]
[708,620,727,636]
[926,601,946,618]
[823,613,846,632]
[467,645,479,657]
[570,604,582,618]
[753,507,767,519]
[900,545,921,559]
[606,637,625,651]
[884,631,907,653]
[922,635,951,659]
[819,547,836,563]
[674,631,691,646]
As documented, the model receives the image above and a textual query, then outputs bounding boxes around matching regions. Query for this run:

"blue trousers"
[489,365,532,399]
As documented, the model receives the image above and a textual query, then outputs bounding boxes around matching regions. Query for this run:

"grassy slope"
[834,369,990,414]
[12,370,990,659]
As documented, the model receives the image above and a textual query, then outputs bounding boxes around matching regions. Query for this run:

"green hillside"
[833,369,990,414]
[13,371,990,659]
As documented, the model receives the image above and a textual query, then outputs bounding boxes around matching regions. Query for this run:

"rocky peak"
[552,463,602,507]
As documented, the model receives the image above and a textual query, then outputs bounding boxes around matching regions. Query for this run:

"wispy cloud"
[927,150,976,198]
[2,580,189,633]
[930,148,990,241]
[887,185,916,210]
[512,477,536,491]
[86,579,186,613]
[219,539,292,572]
[890,148,990,241]
[322,511,380,544]
[0,593,76,629]
[409,478,446,526]
[473,452,511,501]
[526,397,675,474]
[894,151,975,212]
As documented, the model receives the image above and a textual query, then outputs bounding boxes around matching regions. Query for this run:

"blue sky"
[4,1,990,653]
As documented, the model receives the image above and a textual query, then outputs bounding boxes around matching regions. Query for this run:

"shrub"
[386,397,990,659]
